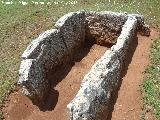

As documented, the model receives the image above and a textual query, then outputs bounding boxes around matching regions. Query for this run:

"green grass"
[142,38,160,119]
[0,0,160,119]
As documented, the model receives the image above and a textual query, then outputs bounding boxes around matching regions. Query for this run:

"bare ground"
[3,44,108,120]
[109,28,160,120]
[2,28,160,120]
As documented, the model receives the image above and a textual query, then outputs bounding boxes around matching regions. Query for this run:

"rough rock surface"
[85,11,150,46]
[18,11,150,111]
[55,12,85,57]
[18,12,85,103]
[85,11,128,45]
[128,14,150,36]
[67,16,138,120]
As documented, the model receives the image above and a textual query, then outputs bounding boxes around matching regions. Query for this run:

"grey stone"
[18,59,48,103]
[128,14,150,36]
[18,11,150,117]
[67,51,121,120]
[55,11,85,57]
[67,16,138,120]
[19,29,66,102]
[18,11,86,103]
[111,16,138,61]
[21,29,55,59]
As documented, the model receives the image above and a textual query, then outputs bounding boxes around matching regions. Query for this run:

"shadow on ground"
[32,34,137,118]
[36,38,113,112]
[106,36,138,120]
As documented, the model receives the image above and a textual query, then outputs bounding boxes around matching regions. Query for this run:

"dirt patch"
[3,44,108,120]
[3,28,159,120]
[109,28,159,120]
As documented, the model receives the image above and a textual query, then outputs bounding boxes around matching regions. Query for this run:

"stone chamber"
[18,11,150,120]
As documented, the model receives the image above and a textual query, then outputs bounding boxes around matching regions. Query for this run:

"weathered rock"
[55,11,85,57]
[19,29,60,103]
[85,11,150,46]
[85,11,128,45]
[67,51,121,120]
[111,16,138,61]
[18,11,86,103]
[67,16,138,120]
[128,14,150,36]
[18,11,150,112]
[18,59,48,103]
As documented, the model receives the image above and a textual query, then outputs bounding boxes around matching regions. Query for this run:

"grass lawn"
[142,38,160,119]
[0,0,160,119]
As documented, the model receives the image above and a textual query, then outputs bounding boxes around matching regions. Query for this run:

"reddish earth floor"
[110,28,159,120]
[3,44,108,120]
[3,28,159,120]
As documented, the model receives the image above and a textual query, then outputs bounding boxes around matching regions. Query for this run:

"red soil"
[110,28,159,120]
[3,44,108,120]
[3,28,159,120]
